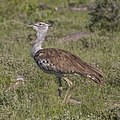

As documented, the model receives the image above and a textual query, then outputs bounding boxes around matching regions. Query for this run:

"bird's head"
[27,22,50,34]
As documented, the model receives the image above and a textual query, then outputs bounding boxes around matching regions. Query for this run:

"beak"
[26,24,34,27]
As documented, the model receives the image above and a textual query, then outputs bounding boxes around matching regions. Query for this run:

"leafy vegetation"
[88,0,120,32]
[0,0,120,120]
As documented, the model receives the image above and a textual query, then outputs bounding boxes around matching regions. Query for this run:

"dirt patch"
[60,31,91,42]
[69,4,88,12]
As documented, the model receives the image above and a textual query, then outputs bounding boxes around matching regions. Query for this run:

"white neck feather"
[31,32,46,57]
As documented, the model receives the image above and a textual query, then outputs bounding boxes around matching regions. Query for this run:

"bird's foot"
[66,98,81,105]
[61,94,81,105]
[66,94,81,104]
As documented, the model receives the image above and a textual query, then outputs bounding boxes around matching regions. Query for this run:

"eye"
[38,23,43,26]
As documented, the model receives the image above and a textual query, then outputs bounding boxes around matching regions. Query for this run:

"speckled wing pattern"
[34,48,104,84]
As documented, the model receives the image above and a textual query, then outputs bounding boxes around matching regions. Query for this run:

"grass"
[0,0,120,120]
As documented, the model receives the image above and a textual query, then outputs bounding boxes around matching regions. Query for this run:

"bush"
[88,0,120,32]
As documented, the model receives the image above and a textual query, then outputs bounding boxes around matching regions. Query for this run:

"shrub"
[88,0,120,32]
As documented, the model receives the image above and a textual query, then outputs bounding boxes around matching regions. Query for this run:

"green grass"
[0,0,120,120]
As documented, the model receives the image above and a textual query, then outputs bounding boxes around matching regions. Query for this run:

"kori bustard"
[28,22,104,104]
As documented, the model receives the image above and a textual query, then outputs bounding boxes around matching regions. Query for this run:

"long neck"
[31,32,46,57]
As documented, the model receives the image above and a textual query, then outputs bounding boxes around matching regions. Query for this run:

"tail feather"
[74,57,104,84]
[86,74,104,85]
[67,51,104,84]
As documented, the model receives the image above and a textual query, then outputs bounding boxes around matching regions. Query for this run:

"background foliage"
[88,0,120,32]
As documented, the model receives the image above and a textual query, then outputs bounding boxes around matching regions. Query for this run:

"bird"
[28,22,104,104]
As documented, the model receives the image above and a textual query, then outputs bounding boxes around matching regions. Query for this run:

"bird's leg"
[62,77,73,104]
[57,76,62,97]
[62,77,81,105]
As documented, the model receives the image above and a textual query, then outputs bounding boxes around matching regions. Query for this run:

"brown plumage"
[28,22,104,104]
[34,48,104,84]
